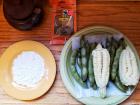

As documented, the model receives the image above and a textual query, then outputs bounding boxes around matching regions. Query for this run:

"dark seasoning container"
[3,0,44,30]
[50,0,77,45]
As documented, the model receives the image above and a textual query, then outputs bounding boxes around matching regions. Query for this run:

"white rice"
[12,51,46,87]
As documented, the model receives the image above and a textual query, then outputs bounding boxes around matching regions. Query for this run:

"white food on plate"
[119,46,139,86]
[12,51,46,87]
[92,44,110,98]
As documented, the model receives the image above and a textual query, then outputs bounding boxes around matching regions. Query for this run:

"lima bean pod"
[77,50,82,69]
[119,38,127,49]
[114,73,128,92]
[110,38,118,75]
[111,45,123,81]
[80,38,88,81]
[70,49,87,88]
[106,37,116,80]
[88,43,97,89]
[85,41,90,60]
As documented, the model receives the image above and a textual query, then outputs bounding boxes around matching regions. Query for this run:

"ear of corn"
[92,44,110,98]
[119,46,139,86]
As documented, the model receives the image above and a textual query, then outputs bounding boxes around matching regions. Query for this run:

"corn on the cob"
[119,46,139,86]
[92,44,110,98]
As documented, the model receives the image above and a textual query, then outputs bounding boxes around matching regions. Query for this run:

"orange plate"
[0,40,56,100]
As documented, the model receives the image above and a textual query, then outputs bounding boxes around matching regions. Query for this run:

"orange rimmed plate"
[0,40,56,100]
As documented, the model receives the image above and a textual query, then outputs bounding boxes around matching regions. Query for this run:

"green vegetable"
[119,38,127,49]
[110,47,116,75]
[106,37,112,50]
[111,38,127,81]
[110,38,118,71]
[88,43,97,89]
[80,36,85,47]
[70,49,87,88]
[77,51,82,69]
[111,37,129,92]
[85,41,90,60]
[106,37,116,80]
[88,54,97,90]
[111,45,123,81]
[115,73,128,92]
[90,43,97,51]
[112,37,119,49]
[81,51,88,81]
[80,38,88,81]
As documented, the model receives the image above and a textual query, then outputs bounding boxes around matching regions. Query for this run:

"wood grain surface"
[0,1,140,105]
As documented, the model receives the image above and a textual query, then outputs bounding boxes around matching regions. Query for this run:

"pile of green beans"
[111,45,123,81]
[70,49,87,88]
[70,36,97,89]
[70,36,129,93]
[106,37,128,92]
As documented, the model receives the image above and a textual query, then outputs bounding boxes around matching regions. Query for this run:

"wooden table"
[0,1,140,105]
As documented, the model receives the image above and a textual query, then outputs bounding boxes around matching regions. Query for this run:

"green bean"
[81,46,86,56]
[85,41,90,60]
[106,38,112,61]
[80,36,85,48]
[70,50,77,65]
[77,51,82,69]
[110,47,116,71]
[71,49,78,65]
[106,37,115,80]
[80,37,88,81]
[107,37,119,81]
[114,73,128,92]
[112,37,119,49]
[111,46,123,81]
[90,43,97,52]
[110,38,118,69]
[81,51,88,81]
[70,49,87,88]
[88,54,97,90]
[119,38,127,49]
[106,37,112,50]
[87,43,97,89]
[111,38,127,81]
[113,38,129,92]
